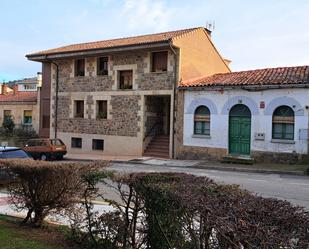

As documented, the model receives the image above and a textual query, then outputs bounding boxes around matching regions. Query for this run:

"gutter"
[45,56,59,139]
[169,42,179,159]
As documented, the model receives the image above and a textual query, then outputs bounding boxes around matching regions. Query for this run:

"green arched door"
[229,104,251,155]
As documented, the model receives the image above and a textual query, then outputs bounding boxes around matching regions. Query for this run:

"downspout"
[45,56,59,139]
[169,42,178,159]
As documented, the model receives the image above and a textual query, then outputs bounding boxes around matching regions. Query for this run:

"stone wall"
[57,50,175,93]
[57,95,141,137]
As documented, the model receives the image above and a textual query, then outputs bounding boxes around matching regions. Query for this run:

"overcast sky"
[1,0,308,81]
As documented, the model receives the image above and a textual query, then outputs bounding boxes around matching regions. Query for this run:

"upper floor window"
[96,100,107,119]
[272,106,294,140]
[194,106,210,135]
[151,51,168,72]
[74,100,84,118]
[97,57,108,75]
[23,110,32,125]
[75,59,85,77]
[119,70,133,90]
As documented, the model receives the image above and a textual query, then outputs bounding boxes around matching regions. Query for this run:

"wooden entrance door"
[229,104,251,155]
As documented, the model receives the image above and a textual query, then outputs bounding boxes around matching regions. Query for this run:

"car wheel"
[40,154,48,161]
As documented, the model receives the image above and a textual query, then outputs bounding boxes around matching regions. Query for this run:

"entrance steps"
[221,155,255,165]
[143,135,170,158]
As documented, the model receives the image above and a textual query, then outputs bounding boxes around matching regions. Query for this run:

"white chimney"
[37,72,42,87]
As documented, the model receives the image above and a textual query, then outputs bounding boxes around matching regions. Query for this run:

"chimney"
[37,72,42,87]
[13,84,19,94]
[1,84,8,95]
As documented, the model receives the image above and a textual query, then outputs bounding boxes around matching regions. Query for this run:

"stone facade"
[50,48,175,156]
[57,51,175,93]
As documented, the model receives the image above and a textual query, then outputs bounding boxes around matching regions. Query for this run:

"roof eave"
[26,41,171,62]
[178,83,309,91]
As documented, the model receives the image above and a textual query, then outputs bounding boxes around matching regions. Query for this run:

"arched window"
[194,106,210,135]
[272,106,294,140]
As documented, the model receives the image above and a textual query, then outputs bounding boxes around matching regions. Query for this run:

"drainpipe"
[169,42,178,159]
[45,56,59,139]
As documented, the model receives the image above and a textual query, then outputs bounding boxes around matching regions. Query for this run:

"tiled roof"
[179,66,309,88]
[0,92,37,103]
[27,27,204,57]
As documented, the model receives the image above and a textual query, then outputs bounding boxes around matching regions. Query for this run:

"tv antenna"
[206,21,216,32]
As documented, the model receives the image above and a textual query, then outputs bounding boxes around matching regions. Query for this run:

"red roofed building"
[0,79,39,133]
[176,66,309,163]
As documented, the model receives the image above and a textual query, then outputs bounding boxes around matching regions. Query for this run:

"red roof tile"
[179,66,309,88]
[27,27,204,57]
[0,92,37,103]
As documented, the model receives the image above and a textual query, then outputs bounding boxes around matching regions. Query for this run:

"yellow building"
[0,84,39,133]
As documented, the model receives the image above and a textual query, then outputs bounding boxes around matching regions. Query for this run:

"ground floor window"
[23,110,32,125]
[194,106,210,135]
[3,110,12,121]
[71,137,82,148]
[92,139,104,150]
[272,106,294,140]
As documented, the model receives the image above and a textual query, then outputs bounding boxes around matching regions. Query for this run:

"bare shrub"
[73,172,309,249]
[0,159,109,227]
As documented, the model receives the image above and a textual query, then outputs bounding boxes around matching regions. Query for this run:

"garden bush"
[0,159,109,227]
[71,172,309,249]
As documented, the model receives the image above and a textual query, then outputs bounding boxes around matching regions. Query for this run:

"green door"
[229,105,251,155]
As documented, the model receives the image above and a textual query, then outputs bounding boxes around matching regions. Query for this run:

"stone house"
[26,27,230,157]
[177,66,309,163]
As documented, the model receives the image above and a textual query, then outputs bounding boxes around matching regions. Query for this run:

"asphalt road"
[107,162,309,210]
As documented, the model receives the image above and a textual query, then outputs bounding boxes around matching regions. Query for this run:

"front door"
[229,104,251,155]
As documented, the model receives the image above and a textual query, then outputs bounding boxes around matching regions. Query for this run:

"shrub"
[13,127,38,138]
[0,159,109,227]
[72,172,309,249]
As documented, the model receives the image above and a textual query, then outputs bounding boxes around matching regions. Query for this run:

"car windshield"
[51,139,64,146]
[0,149,30,159]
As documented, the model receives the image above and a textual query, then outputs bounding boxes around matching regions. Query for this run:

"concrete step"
[145,148,169,154]
[221,155,255,165]
[143,152,169,158]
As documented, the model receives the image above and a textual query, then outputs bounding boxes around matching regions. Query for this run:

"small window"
[119,70,133,90]
[71,137,82,148]
[151,51,168,72]
[97,57,108,75]
[92,139,104,150]
[96,100,107,119]
[194,106,210,135]
[272,106,294,140]
[23,110,32,125]
[74,100,84,118]
[75,59,85,77]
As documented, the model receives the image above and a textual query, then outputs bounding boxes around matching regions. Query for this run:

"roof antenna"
[206,21,216,32]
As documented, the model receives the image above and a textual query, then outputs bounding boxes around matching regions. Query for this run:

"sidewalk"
[65,152,138,162]
[65,153,308,176]
[0,193,114,226]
